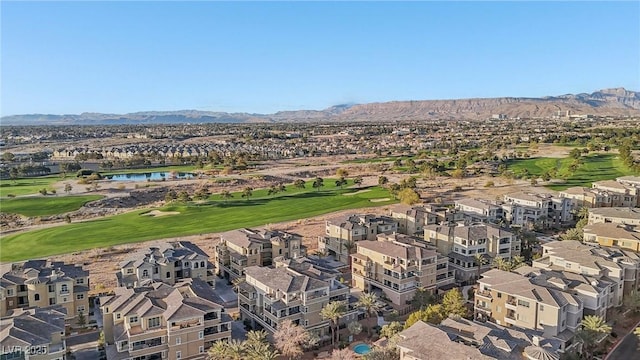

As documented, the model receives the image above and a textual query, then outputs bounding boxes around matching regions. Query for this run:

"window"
[49,298,56,305]
[48,285,55,293]
[539,305,544,311]
[77,294,85,300]
[497,292,502,298]
[154,267,159,274]
[116,313,121,320]
[126,268,134,274]
[61,284,68,293]
[34,294,40,301]
[76,278,84,284]
[166,272,171,278]
[184,262,189,267]
[176,351,181,360]
[517,300,530,308]
[194,262,199,269]
[148,317,160,328]
[129,316,138,324]
[199,346,204,354]
[176,337,181,345]
[201,261,205,268]
[198,331,203,339]
[78,306,85,313]
[143,270,149,277]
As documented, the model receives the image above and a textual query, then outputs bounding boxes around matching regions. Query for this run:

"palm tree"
[634,326,640,340]
[492,257,511,271]
[312,177,324,191]
[356,293,381,337]
[581,315,611,334]
[320,301,347,348]
[207,339,246,360]
[474,253,488,280]
[207,340,231,360]
[510,255,525,270]
[342,239,356,257]
[241,187,253,200]
[353,176,363,187]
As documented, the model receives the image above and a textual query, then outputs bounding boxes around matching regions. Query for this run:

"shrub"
[484,181,494,188]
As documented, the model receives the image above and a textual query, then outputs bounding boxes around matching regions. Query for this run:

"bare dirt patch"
[142,210,180,217]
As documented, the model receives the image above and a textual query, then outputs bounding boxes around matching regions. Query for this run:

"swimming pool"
[353,343,371,355]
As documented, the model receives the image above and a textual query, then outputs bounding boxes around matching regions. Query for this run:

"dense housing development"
[0,260,89,322]
[117,242,215,288]
[100,278,231,360]
[0,306,68,360]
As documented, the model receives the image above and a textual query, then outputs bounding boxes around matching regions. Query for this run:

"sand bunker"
[343,189,372,196]
[370,198,390,202]
[143,210,180,217]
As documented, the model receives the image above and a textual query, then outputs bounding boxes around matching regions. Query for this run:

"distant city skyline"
[1,1,638,116]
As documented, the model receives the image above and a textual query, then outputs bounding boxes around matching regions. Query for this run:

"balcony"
[131,337,163,351]
[476,303,491,312]
[506,297,517,309]
[476,290,492,299]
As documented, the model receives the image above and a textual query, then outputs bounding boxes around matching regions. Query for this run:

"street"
[606,329,639,360]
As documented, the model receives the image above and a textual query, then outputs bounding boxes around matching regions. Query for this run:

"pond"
[106,172,195,181]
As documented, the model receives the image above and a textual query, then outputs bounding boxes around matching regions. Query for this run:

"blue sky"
[1,1,639,116]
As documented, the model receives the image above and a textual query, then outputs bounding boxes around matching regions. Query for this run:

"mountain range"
[2,88,639,125]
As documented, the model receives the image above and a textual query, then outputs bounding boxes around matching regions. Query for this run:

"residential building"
[0,306,67,360]
[390,204,464,236]
[534,240,640,298]
[351,236,439,306]
[424,223,520,282]
[475,269,583,338]
[100,278,231,360]
[215,228,305,280]
[454,198,504,224]
[588,207,640,226]
[117,242,215,288]
[559,186,615,209]
[583,223,640,252]
[591,180,638,207]
[318,214,398,263]
[616,175,640,188]
[503,192,573,229]
[237,264,359,339]
[0,260,89,321]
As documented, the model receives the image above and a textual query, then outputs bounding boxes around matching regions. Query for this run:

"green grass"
[0,176,66,197]
[507,154,637,191]
[0,195,103,217]
[0,184,396,261]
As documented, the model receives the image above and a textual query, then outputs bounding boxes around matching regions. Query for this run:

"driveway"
[231,320,247,341]
[69,341,100,360]
[66,331,99,347]
[215,278,238,306]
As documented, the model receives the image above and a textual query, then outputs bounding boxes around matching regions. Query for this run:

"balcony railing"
[131,338,163,351]
[476,290,492,298]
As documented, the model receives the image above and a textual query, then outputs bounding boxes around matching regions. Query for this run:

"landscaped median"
[0,184,396,262]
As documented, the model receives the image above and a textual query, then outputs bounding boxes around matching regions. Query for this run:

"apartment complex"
[351,236,440,306]
[0,306,67,360]
[238,263,358,338]
[101,278,231,360]
[425,223,520,282]
[0,260,89,321]
[396,318,565,360]
[475,269,583,338]
[454,198,504,224]
[318,214,398,263]
[215,228,305,280]
[560,176,640,208]
[583,223,640,252]
[534,240,640,299]
[503,192,573,229]
[390,204,464,236]
[117,242,215,288]
[588,207,640,226]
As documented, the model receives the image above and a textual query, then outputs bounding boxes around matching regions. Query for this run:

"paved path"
[605,320,640,360]
[68,341,100,360]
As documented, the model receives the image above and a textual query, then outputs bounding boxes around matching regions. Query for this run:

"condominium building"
[534,240,640,299]
[588,207,640,226]
[0,306,67,360]
[0,260,89,321]
[559,186,616,209]
[318,214,398,263]
[454,198,504,224]
[390,204,464,236]
[475,269,583,338]
[237,264,358,338]
[351,237,439,306]
[616,175,640,188]
[100,278,231,360]
[117,242,215,288]
[592,180,638,207]
[583,223,640,252]
[215,228,305,280]
[424,224,520,282]
[503,192,573,229]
